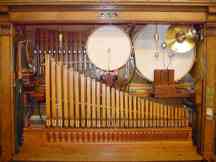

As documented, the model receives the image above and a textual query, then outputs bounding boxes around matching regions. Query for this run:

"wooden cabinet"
[0,1,215,162]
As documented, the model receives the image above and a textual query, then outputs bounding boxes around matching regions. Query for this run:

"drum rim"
[86,25,132,71]
[133,24,196,82]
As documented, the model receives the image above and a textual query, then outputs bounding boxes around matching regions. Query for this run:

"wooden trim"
[9,11,207,23]
[0,23,14,162]
[9,5,207,12]
[0,15,9,23]
[0,0,216,6]
[0,5,8,13]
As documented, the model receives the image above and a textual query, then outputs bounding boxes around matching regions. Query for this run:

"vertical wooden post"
[201,23,216,161]
[0,23,14,162]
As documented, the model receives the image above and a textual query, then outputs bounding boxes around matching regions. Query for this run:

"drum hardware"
[165,25,197,54]
[86,25,134,89]
[153,24,160,58]
[133,24,196,82]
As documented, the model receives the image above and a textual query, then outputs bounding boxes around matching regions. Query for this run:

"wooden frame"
[0,1,215,162]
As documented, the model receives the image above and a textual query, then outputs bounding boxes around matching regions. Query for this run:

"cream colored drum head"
[87,25,131,71]
[133,24,195,82]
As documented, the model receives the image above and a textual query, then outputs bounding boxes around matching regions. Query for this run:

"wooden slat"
[80,73,86,127]
[96,81,101,128]
[86,77,91,128]
[69,68,74,127]
[149,100,153,128]
[137,97,141,127]
[101,84,106,128]
[175,105,179,128]
[133,96,137,128]
[111,87,115,128]
[165,103,168,127]
[129,95,132,128]
[145,99,149,128]
[160,103,164,128]
[63,64,69,127]
[153,101,157,128]
[141,99,144,127]
[91,79,96,128]
[45,54,51,127]
[156,102,160,128]
[185,108,189,127]
[180,105,184,128]
[124,93,128,128]
[120,91,124,128]
[56,61,63,127]
[74,71,80,128]
[106,86,111,127]
[51,58,57,127]
[115,89,120,128]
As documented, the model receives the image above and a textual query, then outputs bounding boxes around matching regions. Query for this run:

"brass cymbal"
[165,25,197,53]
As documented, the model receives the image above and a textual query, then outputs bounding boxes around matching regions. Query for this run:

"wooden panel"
[9,11,206,23]
[0,28,14,162]
[13,127,199,162]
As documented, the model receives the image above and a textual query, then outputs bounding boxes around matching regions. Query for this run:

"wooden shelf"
[13,141,202,162]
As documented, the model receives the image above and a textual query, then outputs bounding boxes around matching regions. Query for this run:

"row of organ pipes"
[45,54,191,129]
[19,27,192,129]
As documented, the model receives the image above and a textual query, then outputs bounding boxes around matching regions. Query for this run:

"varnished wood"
[0,0,215,6]
[0,24,14,162]
[45,54,51,127]
[12,127,201,162]
[1,1,216,161]
[9,11,207,23]
[201,24,216,161]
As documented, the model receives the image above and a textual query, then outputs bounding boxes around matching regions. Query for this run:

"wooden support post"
[202,23,216,161]
[0,23,14,162]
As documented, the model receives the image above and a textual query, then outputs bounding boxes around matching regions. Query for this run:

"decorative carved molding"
[0,23,11,35]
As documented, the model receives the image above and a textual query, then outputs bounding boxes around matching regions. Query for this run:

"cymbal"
[165,25,197,53]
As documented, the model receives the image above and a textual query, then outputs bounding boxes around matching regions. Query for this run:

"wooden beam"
[9,11,207,23]
[201,24,216,161]
[0,0,215,6]
[0,23,14,162]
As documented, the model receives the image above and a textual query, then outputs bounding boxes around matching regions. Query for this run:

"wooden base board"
[24,127,192,143]
[13,141,202,162]
[12,127,202,162]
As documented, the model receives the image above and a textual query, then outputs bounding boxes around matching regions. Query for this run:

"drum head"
[133,24,195,82]
[86,25,131,71]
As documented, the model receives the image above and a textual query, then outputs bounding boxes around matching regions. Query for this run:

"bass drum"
[86,25,132,71]
[133,24,195,82]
